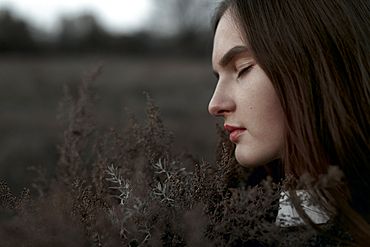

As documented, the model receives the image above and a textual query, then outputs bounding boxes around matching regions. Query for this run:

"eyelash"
[237,65,252,78]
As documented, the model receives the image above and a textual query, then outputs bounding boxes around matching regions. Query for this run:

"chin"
[235,145,275,167]
[235,155,266,167]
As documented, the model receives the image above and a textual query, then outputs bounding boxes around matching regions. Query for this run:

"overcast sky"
[0,0,154,33]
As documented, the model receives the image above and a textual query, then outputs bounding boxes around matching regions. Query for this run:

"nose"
[208,83,236,117]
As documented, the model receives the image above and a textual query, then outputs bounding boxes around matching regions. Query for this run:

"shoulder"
[304,223,354,247]
[275,190,355,246]
[275,223,354,247]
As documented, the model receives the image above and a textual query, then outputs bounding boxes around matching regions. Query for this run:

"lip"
[224,125,246,142]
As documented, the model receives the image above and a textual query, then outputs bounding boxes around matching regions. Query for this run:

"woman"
[209,0,370,245]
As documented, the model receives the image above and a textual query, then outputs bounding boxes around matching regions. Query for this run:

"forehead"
[213,11,246,64]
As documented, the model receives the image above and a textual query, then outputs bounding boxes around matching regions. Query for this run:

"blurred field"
[0,54,223,192]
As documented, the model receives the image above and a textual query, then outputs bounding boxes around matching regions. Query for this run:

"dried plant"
[0,65,353,246]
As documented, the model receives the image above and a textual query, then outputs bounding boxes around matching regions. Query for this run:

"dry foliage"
[0,65,353,246]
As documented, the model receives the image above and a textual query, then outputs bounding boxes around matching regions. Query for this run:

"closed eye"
[237,65,252,78]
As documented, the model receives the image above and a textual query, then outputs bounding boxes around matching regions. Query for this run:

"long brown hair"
[213,0,370,245]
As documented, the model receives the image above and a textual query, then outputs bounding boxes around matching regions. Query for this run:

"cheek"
[240,77,284,132]
[256,85,285,145]
[262,93,285,129]
[235,73,285,167]
[234,115,285,167]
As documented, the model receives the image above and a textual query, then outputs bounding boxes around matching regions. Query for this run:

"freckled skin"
[209,11,285,167]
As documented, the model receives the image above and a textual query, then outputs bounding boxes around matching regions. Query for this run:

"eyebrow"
[219,45,249,67]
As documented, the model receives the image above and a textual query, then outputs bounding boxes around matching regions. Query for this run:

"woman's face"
[209,11,285,167]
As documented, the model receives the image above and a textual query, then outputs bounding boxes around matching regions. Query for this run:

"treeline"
[0,9,213,58]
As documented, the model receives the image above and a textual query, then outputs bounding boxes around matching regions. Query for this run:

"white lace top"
[276,190,330,227]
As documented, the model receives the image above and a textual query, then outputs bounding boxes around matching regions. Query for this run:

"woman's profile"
[209,0,370,245]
